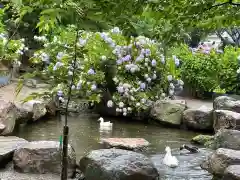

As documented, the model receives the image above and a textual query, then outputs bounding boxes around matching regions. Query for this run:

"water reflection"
[14,114,212,179]
[99,126,113,138]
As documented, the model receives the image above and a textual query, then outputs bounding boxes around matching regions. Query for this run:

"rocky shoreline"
[0,81,240,179]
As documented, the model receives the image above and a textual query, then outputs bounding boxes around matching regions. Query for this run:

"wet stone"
[0,136,28,167]
[99,138,150,151]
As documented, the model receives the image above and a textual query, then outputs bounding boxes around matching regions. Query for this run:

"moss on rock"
[191,134,214,148]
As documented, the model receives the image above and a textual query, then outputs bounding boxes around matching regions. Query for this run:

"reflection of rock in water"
[99,126,113,138]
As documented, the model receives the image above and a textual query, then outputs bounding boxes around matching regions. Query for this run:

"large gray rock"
[182,106,213,131]
[213,110,240,132]
[150,99,187,126]
[0,136,28,167]
[0,123,6,134]
[201,148,240,177]
[0,100,20,135]
[223,165,240,180]
[214,96,240,113]
[20,100,47,121]
[212,129,240,150]
[79,148,159,180]
[13,141,76,178]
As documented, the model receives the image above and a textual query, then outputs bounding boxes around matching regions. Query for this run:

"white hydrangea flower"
[119,102,124,108]
[101,55,107,60]
[107,100,113,108]
[167,75,173,81]
[237,68,240,74]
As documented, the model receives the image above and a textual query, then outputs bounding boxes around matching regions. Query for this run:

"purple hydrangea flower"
[56,52,64,60]
[122,55,131,62]
[140,82,146,89]
[136,54,144,62]
[57,90,63,97]
[117,59,123,65]
[91,84,97,91]
[151,59,157,66]
[79,38,87,47]
[145,49,151,57]
[88,68,95,75]
[175,58,180,66]
[203,50,210,54]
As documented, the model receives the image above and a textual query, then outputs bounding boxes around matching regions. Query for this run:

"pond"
[13,114,212,180]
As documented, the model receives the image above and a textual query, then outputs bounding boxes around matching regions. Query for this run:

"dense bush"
[173,44,240,96]
[0,9,26,67]
[30,26,183,116]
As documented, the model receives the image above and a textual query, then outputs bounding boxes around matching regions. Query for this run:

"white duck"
[98,117,113,127]
[163,146,179,168]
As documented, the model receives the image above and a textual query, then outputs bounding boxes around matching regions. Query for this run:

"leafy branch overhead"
[8,0,147,32]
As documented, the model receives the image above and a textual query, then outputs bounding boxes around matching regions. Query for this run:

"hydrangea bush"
[31,25,183,116]
[0,9,26,67]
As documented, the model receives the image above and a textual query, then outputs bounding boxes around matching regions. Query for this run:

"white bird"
[163,146,179,168]
[98,117,113,127]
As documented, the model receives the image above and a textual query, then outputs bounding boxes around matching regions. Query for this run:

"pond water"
[14,114,212,180]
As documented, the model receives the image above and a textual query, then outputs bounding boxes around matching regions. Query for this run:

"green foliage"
[218,46,240,93]
[0,8,26,64]
[173,44,240,95]
[8,0,147,33]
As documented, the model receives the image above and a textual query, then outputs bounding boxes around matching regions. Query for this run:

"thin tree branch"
[207,0,240,11]
[64,28,79,126]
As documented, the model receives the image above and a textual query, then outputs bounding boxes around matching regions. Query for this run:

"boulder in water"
[0,100,20,135]
[213,110,240,132]
[213,96,240,113]
[212,129,240,150]
[150,99,187,126]
[13,141,76,178]
[0,136,28,167]
[0,123,6,134]
[223,165,240,180]
[182,106,213,131]
[201,148,240,177]
[79,148,159,180]
[20,100,47,121]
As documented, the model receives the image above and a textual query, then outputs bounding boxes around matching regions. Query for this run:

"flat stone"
[223,165,240,180]
[100,138,150,151]
[0,136,28,167]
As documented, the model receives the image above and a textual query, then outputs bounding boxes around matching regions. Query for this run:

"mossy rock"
[191,134,214,148]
